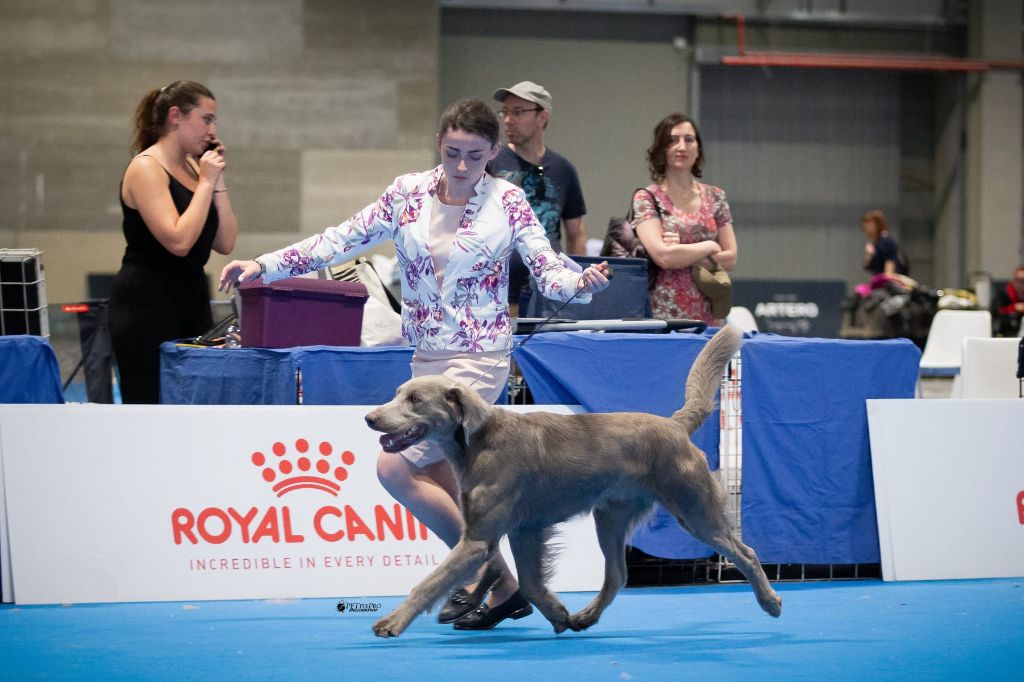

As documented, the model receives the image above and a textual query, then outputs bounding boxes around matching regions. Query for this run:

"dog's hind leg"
[695,528,781,618]
[566,498,654,632]
[507,528,571,633]
[372,537,493,637]
[655,473,782,618]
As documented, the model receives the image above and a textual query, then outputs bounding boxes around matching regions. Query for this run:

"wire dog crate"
[1,248,49,337]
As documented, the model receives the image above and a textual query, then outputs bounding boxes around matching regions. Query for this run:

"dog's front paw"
[543,603,571,634]
[567,609,599,632]
[372,612,407,638]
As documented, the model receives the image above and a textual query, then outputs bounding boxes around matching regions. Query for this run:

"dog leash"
[464,291,581,389]
[466,267,613,388]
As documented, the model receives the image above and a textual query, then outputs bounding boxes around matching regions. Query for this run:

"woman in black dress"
[109,81,238,403]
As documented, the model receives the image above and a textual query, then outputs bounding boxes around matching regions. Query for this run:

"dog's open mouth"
[378,424,427,453]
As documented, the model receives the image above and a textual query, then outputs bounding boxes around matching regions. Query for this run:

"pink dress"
[632,183,732,324]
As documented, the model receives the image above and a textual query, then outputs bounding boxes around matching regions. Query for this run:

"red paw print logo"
[250,438,355,497]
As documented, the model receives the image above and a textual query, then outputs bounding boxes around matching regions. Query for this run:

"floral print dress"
[632,182,732,324]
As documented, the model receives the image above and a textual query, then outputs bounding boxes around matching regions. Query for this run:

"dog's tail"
[671,324,742,435]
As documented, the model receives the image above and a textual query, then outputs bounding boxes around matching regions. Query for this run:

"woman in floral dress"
[632,113,737,325]
[219,98,609,630]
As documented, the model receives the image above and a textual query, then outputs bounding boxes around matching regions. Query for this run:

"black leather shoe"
[452,590,533,630]
[437,565,501,624]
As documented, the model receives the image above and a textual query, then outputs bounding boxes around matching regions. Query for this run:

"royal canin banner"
[0,405,604,605]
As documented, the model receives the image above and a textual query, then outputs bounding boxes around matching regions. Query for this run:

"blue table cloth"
[0,335,64,404]
[739,335,920,564]
[160,343,413,405]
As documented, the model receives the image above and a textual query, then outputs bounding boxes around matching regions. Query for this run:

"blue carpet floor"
[2,579,1021,681]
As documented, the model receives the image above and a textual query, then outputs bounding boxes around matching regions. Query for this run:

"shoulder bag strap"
[622,186,663,218]
[628,187,663,232]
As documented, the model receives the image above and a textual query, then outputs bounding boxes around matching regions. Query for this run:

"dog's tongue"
[379,433,398,450]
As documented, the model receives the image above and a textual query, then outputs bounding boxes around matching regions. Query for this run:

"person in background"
[218,98,609,631]
[993,265,1024,336]
[861,209,908,277]
[109,80,238,404]
[632,113,737,324]
[487,81,587,313]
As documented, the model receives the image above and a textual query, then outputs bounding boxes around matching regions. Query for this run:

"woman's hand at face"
[198,145,226,187]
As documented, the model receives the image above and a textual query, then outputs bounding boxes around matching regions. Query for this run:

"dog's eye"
[408,393,420,404]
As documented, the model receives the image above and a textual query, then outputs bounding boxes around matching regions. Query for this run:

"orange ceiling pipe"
[722,53,993,72]
[723,14,1023,73]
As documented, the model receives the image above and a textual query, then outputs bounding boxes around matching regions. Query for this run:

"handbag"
[599,217,636,259]
[692,261,733,319]
[604,187,661,290]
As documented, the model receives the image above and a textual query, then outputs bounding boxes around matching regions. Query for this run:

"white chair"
[954,337,1022,399]
[726,305,758,333]
[918,309,992,377]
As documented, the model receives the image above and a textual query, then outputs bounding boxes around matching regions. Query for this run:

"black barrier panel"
[733,279,847,338]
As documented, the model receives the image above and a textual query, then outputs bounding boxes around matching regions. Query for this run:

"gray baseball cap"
[493,80,552,111]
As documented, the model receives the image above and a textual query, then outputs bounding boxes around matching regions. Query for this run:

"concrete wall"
[1,0,438,303]
[697,64,904,287]
[966,0,1024,284]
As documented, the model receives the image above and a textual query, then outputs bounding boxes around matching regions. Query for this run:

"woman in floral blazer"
[220,98,609,631]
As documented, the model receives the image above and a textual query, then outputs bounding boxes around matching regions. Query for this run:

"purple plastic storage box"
[238,277,369,348]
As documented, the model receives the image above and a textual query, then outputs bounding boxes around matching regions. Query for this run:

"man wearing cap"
[488,81,587,312]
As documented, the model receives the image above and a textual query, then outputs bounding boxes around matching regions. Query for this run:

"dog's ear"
[444,384,490,436]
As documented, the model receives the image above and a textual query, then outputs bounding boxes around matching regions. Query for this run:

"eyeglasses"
[499,107,542,118]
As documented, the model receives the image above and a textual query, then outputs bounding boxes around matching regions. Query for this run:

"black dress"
[109,167,219,403]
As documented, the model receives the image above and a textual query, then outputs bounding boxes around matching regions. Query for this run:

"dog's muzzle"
[365,413,428,453]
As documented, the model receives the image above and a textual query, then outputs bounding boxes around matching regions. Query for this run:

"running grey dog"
[365,325,781,637]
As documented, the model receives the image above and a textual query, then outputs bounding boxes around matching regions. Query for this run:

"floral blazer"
[258,166,589,352]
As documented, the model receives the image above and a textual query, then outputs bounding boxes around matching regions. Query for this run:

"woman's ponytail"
[130,88,162,155]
